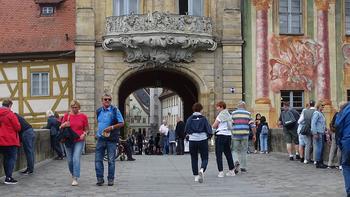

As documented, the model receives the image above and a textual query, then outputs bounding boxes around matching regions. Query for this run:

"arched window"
[179,0,204,16]
[113,0,139,16]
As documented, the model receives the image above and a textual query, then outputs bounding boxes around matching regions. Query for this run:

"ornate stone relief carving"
[102,12,217,64]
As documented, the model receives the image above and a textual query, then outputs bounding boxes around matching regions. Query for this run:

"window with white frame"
[279,0,303,34]
[280,90,304,113]
[113,0,139,16]
[41,6,54,16]
[31,72,49,96]
[346,0,350,35]
[179,0,204,16]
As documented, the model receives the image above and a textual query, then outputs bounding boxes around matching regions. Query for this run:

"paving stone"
[0,152,345,197]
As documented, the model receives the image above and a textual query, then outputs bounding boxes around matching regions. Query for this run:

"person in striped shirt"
[231,101,256,173]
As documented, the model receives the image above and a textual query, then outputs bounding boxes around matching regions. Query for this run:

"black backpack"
[281,110,297,128]
[300,109,315,135]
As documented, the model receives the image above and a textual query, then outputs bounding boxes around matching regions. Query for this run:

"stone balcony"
[102,12,217,64]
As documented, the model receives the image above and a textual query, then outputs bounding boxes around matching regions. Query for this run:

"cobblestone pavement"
[0,152,345,197]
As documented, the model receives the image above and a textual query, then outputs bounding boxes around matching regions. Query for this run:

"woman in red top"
[60,99,89,186]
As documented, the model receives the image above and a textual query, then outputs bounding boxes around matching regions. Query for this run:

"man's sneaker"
[218,171,224,178]
[96,180,104,186]
[198,168,204,183]
[225,170,236,177]
[108,179,114,186]
[4,177,18,185]
[72,177,78,186]
[340,166,343,170]
[289,156,294,161]
[240,168,247,173]
[21,169,33,175]
[194,175,199,182]
[295,154,301,160]
[304,159,309,164]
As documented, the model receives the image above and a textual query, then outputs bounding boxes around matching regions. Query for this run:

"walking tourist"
[95,93,124,186]
[60,99,89,186]
[258,116,269,154]
[231,101,256,173]
[335,101,350,196]
[159,119,169,155]
[279,101,300,161]
[311,101,327,169]
[175,117,185,155]
[0,99,21,184]
[15,113,36,175]
[168,125,176,155]
[185,102,212,183]
[212,101,235,178]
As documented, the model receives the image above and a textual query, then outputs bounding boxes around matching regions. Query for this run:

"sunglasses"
[104,98,112,101]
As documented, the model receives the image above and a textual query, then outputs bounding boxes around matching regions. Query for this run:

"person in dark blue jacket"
[185,103,212,184]
[335,101,350,197]
[15,113,36,175]
[45,110,64,160]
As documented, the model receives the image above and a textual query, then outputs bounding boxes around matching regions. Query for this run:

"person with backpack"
[279,101,300,161]
[258,116,269,154]
[297,101,315,164]
[311,101,328,169]
[212,101,235,178]
[95,93,124,186]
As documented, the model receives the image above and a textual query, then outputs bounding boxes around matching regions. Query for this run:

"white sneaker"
[198,168,204,183]
[72,177,78,186]
[340,166,343,170]
[194,175,199,182]
[304,160,308,164]
[314,161,317,165]
[218,171,224,178]
[225,170,236,177]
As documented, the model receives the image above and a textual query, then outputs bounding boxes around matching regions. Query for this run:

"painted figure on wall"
[269,36,321,92]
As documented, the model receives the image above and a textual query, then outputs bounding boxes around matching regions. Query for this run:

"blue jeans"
[95,138,117,182]
[314,133,324,162]
[0,146,18,178]
[260,134,268,152]
[343,165,350,196]
[189,139,208,175]
[22,128,36,172]
[163,136,169,155]
[65,141,84,178]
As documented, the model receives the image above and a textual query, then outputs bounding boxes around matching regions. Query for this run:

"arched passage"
[118,68,199,135]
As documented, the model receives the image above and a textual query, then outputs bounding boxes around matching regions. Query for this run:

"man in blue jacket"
[335,101,350,196]
[95,93,124,186]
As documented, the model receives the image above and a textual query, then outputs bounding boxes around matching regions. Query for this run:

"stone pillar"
[76,0,96,151]
[315,0,331,104]
[253,0,270,104]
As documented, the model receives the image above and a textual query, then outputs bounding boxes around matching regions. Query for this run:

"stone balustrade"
[0,129,54,177]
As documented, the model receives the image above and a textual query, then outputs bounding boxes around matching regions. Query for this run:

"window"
[347,90,350,101]
[279,0,303,34]
[113,0,139,16]
[346,0,350,35]
[280,90,304,113]
[179,0,204,16]
[31,72,49,96]
[41,6,54,16]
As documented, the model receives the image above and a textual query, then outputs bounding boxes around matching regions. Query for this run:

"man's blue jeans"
[343,165,350,196]
[22,128,36,172]
[314,133,324,162]
[0,146,18,178]
[95,138,117,182]
[163,136,169,155]
[65,141,84,178]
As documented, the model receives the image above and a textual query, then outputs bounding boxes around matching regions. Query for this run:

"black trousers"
[189,139,208,175]
[215,135,235,172]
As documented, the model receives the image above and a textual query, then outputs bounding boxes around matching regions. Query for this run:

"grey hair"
[101,93,112,99]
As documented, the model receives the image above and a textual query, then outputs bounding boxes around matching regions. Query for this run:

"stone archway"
[112,65,210,136]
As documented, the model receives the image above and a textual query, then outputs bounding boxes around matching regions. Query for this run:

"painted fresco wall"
[245,0,344,126]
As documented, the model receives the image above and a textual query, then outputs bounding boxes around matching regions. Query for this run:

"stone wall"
[269,128,332,162]
[0,129,54,177]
